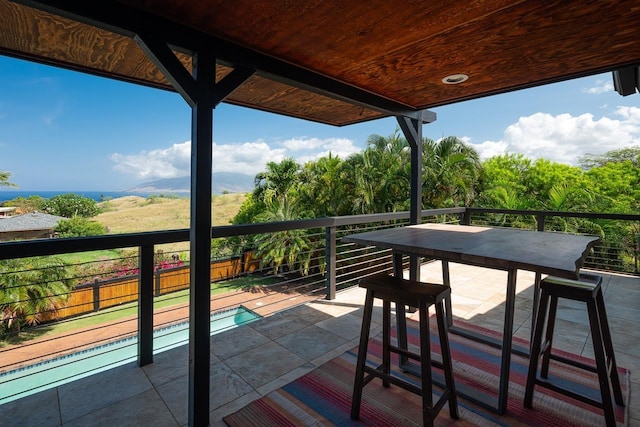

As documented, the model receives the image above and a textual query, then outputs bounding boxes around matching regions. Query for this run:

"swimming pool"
[0,306,261,404]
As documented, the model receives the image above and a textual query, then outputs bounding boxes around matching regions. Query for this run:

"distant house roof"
[0,212,65,233]
[0,207,17,216]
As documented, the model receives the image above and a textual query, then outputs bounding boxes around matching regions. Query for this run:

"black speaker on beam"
[612,66,639,96]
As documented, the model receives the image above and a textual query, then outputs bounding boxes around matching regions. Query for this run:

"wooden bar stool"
[524,274,624,427]
[351,273,458,427]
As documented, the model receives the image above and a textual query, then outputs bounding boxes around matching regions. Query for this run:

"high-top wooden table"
[343,223,600,414]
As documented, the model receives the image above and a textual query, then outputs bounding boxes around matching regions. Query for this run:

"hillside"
[95,193,247,234]
[125,173,254,195]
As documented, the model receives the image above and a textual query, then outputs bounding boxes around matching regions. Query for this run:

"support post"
[138,244,154,366]
[188,50,216,427]
[325,225,336,300]
[397,114,429,281]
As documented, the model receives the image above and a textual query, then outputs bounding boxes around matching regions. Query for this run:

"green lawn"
[59,250,123,265]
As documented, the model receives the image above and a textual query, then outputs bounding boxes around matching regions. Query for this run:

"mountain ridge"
[126,173,254,194]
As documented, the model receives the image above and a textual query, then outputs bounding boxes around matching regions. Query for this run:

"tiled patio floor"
[1,263,638,426]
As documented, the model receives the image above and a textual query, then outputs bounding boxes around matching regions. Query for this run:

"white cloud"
[111,137,359,180]
[472,140,509,159]
[293,137,361,162]
[471,106,640,164]
[583,79,613,94]
[280,137,327,151]
[213,140,287,174]
[111,141,191,179]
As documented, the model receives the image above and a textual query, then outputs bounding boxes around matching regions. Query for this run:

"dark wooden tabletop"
[343,223,600,278]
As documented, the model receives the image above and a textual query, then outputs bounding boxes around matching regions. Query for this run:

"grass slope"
[95,193,247,233]
[93,193,247,253]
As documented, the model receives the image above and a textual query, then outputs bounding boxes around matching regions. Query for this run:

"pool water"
[0,306,260,404]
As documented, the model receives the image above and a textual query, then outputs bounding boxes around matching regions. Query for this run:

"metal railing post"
[460,208,471,225]
[138,244,154,366]
[636,230,639,274]
[325,225,336,300]
[154,270,162,297]
[92,278,100,312]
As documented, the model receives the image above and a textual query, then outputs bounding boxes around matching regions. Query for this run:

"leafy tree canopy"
[579,146,640,170]
[584,160,640,212]
[231,130,640,275]
[43,193,101,218]
[54,216,106,237]
[3,195,46,213]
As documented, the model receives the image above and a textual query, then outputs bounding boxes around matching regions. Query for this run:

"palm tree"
[0,257,75,335]
[298,153,350,216]
[544,183,604,237]
[0,171,17,188]
[422,136,482,208]
[481,186,537,228]
[352,131,410,214]
[253,158,301,204]
[253,197,315,275]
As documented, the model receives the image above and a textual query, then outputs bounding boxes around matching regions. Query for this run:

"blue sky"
[1,55,639,191]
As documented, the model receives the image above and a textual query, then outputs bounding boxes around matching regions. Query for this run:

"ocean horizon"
[0,190,187,203]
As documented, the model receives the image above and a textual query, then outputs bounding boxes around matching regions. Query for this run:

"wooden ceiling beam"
[12,0,423,121]
[134,34,198,107]
[213,68,255,107]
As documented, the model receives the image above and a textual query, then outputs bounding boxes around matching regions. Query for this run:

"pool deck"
[0,279,321,372]
[1,263,639,426]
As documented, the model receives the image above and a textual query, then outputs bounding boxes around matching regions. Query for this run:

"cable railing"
[0,207,638,404]
[465,208,640,274]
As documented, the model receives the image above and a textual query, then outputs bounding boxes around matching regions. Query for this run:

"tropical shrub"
[0,256,75,335]
[43,193,101,218]
[2,195,46,213]
[54,216,106,237]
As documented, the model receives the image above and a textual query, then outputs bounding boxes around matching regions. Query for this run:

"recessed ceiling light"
[442,74,469,85]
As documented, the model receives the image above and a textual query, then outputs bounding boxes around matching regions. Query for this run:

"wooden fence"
[48,251,260,321]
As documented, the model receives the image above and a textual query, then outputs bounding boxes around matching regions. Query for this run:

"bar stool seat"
[351,273,458,427]
[524,274,624,427]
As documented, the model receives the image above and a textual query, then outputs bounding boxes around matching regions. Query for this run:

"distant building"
[0,207,17,217]
[0,212,65,241]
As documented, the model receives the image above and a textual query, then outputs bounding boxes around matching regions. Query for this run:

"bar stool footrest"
[548,353,598,374]
[363,365,422,395]
[534,377,604,409]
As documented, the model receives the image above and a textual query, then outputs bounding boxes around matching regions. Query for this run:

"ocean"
[0,190,184,203]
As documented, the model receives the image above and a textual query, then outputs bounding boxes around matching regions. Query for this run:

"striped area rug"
[224,318,630,426]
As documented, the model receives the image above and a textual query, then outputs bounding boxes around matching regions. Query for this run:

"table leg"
[394,256,518,415]
[443,268,518,415]
[442,260,453,326]
[497,268,517,414]
[531,272,542,344]
[393,252,409,366]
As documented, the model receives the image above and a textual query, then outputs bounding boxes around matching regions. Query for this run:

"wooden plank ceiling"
[1,0,639,126]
